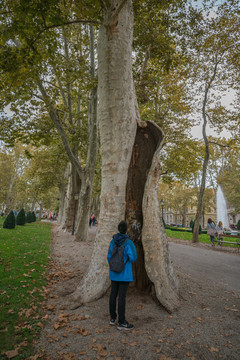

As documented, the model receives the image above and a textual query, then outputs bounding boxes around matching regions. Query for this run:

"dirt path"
[35,224,240,360]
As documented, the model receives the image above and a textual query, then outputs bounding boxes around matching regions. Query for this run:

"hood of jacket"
[112,233,129,246]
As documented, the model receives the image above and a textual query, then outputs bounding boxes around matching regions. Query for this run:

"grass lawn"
[0,217,51,359]
[166,228,240,248]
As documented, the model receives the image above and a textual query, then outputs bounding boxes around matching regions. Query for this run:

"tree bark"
[192,61,218,242]
[61,164,80,231]
[141,122,179,312]
[71,0,137,305]
[5,175,16,215]
[75,25,98,242]
[71,0,179,313]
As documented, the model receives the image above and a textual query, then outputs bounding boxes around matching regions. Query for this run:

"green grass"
[0,218,51,359]
[166,228,240,248]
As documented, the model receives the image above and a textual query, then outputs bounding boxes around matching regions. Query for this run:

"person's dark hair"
[118,221,128,234]
[208,218,212,224]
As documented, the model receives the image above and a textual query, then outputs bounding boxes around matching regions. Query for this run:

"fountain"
[216,185,230,230]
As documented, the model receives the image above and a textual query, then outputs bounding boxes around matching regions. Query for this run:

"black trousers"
[109,280,129,324]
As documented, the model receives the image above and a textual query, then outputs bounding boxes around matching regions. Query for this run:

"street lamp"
[160,199,164,222]
[72,193,79,235]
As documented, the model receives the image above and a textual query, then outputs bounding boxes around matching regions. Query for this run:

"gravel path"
[35,224,240,360]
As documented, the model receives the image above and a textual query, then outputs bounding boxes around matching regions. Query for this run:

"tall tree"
[72,0,179,313]
[177,1,240,242]
[0,1,99,241]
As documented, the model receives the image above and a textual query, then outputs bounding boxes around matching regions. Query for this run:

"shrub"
[32,211,36,222]
[237,220,240,230]
[26,211,33,223]
[191,220,202,234]
[190,219,194,229]
[3,210,15,229]
[16,208,26,225]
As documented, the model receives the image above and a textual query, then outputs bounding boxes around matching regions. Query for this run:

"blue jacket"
[107,233,137,282]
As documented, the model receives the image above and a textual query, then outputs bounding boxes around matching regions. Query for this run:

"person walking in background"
[207,218,217,246]
[107,221,137,330]
[89,213,95,227]
[216,221,224,244]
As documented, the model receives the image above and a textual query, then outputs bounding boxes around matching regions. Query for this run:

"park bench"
[213,234,240,251]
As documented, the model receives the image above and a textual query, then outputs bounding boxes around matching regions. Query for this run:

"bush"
[16,208,26,225]
[190,219,194,229]
[237,220,240,230]
[26,211,33,223]
[191,220,202,234]
[32,211,36,222]
[3,210,15,229]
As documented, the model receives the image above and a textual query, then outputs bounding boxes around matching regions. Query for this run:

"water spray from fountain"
[216,185,230,230]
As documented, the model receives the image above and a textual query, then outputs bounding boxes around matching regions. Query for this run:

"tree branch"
[53,69,68,108]
[99,0,108,10]
[139,45,151,83]
[208,139,237,148]
[37,79,83,179]
[30,19,101,47]
[63,30,74,128]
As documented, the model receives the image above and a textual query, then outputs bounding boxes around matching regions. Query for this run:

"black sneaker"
[110,318,116,326]
[117,321,134,330]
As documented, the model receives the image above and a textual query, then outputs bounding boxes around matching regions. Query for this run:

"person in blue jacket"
[107,220,137,330]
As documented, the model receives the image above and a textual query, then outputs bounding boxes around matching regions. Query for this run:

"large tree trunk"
[71,0,137,306]
[141,122,179,312]
[192,61,218,243]
[71,0,179,312]
[5,175,16,215]
[61,164,80,231]
[126,122,179,312]
[75,84,98,241]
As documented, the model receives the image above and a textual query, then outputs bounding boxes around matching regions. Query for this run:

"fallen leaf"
[76,328,91,336]
[96,329,103,333]
[209,347,219,353]
[130,342,137,346]
[98,349,107,356]
[53,322,60,330]
[185,352,194,358]
[158,355,172,360]
[18,341,28,348]
[5,349,19,359]
[225,307,239,312]
[48,334,59,342]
